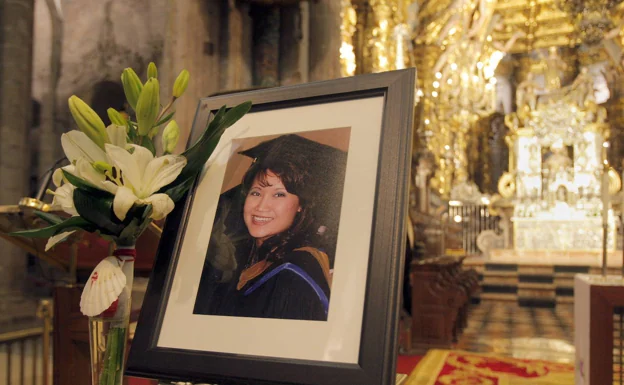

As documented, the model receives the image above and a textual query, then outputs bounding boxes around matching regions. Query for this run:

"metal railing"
[0,300,53,385]
[448,203,501,255]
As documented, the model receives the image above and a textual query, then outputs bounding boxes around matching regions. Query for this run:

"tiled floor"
[455,301,576,363]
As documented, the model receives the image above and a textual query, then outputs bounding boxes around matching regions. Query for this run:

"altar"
[513,217,617,251]
[495,56,622,255]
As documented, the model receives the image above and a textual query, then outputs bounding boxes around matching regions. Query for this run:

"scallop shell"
[80,257,127,317]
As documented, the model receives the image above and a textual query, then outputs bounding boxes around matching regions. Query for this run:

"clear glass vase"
[88,244,135,385]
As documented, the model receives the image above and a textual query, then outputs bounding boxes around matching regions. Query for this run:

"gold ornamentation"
[608,166,622,194]
[340,0,357,77]
[414,0,523,197]
[493,0,578,53]
[558,0,621,45]
[498,172,516,198]
[368,0,394,73]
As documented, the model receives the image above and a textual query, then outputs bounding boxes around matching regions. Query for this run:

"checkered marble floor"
[455,301,575,364]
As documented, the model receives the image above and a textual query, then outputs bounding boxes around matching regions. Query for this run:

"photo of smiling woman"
[193,131,350,321]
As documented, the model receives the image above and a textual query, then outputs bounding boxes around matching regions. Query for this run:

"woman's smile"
[243,170,301,246]
[251,215,274,224]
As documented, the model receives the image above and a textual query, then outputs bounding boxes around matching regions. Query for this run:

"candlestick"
[602,161,609,276]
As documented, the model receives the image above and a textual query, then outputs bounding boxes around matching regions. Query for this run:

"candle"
[602,164,609,226]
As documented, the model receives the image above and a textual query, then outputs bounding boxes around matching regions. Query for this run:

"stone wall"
[33,0,168,103]
[0,0,35,304]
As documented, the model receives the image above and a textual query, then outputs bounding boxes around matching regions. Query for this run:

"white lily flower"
[49,183,78,216]
[45,231,76,251]
[52,164,75,188]
[74,158,106,186]
[61,131,108,164]
[55,130,111,193]
[52,159,106,190]
[103,144,186,221]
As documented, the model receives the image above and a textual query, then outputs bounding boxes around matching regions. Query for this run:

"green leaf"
[117,217,140,245]
[117,204,152,245]
[35,211,64,226]
[134,205,153,238]
[155,101,251,199]
[162,177,194,202]
[10,216,94,238]
[217,101,252,131]
[127,120,137,142]
[182,102,251,181]
[72,189,124,236]
[62,170,112,197]
[205,105,227,133]
[181,105,227,160]
[141,137,156,156]
[154,111,175,127]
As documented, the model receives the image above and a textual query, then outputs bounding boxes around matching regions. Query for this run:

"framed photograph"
[126,69,415,385]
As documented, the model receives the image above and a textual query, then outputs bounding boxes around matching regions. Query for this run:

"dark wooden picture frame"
[126,69,415,385]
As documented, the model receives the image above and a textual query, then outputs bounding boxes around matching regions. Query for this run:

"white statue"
[544,144,572,174]
[531,47,568,90]
[516,73,542,118]
[566,67,595,107]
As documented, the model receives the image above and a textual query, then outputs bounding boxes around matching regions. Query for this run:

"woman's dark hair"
[240,157,318,262]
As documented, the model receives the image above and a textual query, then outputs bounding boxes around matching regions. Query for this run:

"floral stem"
[155,98,175,124]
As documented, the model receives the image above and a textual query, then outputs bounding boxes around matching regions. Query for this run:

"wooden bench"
[409,256,479,352]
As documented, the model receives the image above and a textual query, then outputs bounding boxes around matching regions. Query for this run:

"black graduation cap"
[238,134,347,173]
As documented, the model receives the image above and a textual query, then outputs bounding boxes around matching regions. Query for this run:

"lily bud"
[107,108,127,127]
[121,68,143,110]
[136,78,160,136]
[68,96,109,149]
[173,69,189,98]
[148,126,160,139]
[162,120,180,154]
[147,62,158,80]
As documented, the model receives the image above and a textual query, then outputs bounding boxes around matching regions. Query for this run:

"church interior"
[3,0,624,384]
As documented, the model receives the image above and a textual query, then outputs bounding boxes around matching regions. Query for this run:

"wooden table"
[575,274,624,385]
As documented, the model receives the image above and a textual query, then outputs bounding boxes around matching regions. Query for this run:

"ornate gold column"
[348,0,413,74]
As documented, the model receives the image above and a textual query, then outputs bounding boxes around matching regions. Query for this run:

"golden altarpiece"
[339,0,624,259]
[501,67,619,252]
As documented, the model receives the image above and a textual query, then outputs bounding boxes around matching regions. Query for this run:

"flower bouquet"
[11,62,251,385]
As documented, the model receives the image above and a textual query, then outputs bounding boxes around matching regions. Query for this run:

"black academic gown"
[194,248,331,321]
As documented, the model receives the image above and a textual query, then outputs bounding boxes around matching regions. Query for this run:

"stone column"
[309,0,341,81]
[38,0,63,193]
[223,0,253,91]
[0,0,35,294]
[161,0,222,153]
[279,3,309,85]
[252,5,280,87]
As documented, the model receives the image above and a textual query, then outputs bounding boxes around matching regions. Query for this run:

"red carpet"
[132,352,570,384]
[404,349,574,385]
